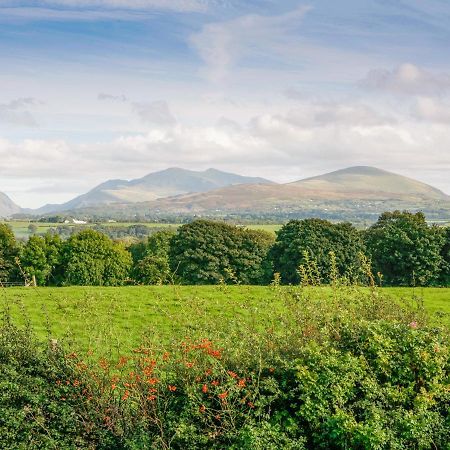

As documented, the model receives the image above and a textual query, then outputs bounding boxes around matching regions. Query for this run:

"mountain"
[35,168,273,214]
[48,166,450,224]
[135,165,449,212]
[289,166,448,200]
[0,192,21,218]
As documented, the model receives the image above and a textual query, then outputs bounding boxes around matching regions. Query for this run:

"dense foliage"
[364,211,445,286]
[57,230,132,286]
[270,218,364,284]
[169,220,274,284]
[131,230,175,284]
[0,224,20,283]
[20,234,62,286]
[1,212,449,286]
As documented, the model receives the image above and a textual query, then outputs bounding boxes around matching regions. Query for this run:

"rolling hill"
[289,166,448,200]
[0,192,21,218]
[35,168,272,214]
[125,166,449,213]
[40,166,450,223]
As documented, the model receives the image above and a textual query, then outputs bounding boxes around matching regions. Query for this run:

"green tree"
[234,229,275,284]
[20,234,62,286]
[131,230,175,285]
[440,227,450,285]
[0,224,20,282]
[364,211,445,286]
[169,220,274,285]
[59,230,132,286]
[270,219,364,284]
[27,223,38,235]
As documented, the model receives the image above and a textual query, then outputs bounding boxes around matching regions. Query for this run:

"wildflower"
[248,401,254,408]
[199,404,206,413]
[205,369,212,376]
[409,321,418,329]
[168,385,177,392]
[218,392,228,400]
[202,384,208,393]
[56,380,61,386]
[122,390,130,401]
[163,352,170,361]
[211,380,219,386]
[116,356,128,369]
[147,377,159,385]
[99,358,109,371]
[73,379,80,387]
[185,362,194,368]
[269,367,275,373]
[227,370,238,378]
[237,379,246,388]
[208,349,222,359]
[147,395,156,401]
[149,388,157,393]
[111,384,117,391]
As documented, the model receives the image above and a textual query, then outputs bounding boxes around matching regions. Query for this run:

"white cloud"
[131,101,177,127]
[98,93,128,102]
[0,0,214,12]
[3,98,450,208]
[190,6,310,83]
[361,63,450,96]
[0,97,41,127]
[411,97,450,123]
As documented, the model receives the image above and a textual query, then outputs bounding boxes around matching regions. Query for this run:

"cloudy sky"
[1,0,450,207]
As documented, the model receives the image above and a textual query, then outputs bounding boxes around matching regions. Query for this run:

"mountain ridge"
[34,168,273,214]
[27,165,450,218]
[0,192,22,218]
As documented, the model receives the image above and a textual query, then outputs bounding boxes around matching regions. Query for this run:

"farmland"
[2,285,449,358]
[1,220,282,240]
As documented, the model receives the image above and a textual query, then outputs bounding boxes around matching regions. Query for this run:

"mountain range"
[34,168,272,214]
[1,166,449,221]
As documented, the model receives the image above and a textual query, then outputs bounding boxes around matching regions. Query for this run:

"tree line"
[0,211,449,287]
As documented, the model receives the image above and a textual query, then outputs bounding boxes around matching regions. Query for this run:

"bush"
[0,319,115,449]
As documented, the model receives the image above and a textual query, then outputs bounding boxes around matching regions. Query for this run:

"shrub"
[0,319,115,449]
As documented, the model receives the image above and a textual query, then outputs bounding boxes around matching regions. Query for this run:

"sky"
[1,0,450,208]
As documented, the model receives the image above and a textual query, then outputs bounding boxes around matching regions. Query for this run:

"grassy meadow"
[2,220,281,240]
[2,285,449,359]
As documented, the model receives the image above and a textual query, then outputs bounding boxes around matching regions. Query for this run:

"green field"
[2,285,449,358]
[2,220,282,239]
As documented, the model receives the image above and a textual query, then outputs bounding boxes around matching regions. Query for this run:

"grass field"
[2,220,281,239]
[2,285,449,358]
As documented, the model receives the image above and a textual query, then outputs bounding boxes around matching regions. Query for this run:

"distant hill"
[0,192,21,218]
[42,166,450,223]
[132,166,449,212]
[289,166,448,200]
[35,168,273,214]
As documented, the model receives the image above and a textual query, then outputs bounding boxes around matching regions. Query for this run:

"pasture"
[2,220,280,240]
[2,285,449,358]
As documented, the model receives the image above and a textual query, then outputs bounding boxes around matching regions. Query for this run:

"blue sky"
[1,0,450,207]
